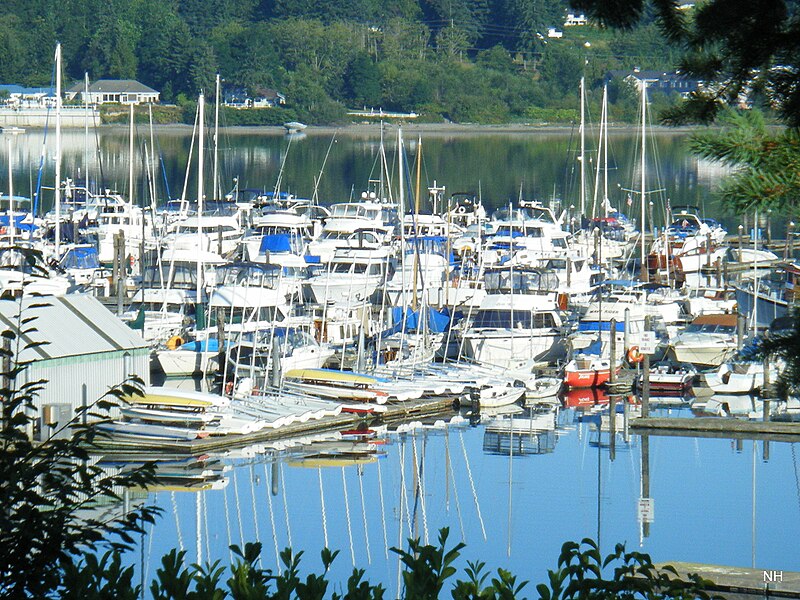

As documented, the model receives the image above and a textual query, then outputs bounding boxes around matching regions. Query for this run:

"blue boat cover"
[578,321,626,333]
[260,234,292,253]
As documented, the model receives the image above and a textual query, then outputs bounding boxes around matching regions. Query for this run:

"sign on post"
[639,331,658,355]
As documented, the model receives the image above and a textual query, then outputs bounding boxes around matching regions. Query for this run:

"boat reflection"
[481,403,558,455]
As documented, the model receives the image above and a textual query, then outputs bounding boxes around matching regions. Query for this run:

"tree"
[568,0,800,126]
[344,53,382,107]
[0,278,158,597]
[687,108,800,215]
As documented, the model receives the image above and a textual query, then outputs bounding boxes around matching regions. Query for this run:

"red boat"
[563,356,617,389]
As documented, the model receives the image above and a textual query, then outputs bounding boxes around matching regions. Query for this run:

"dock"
[631,417,800,442]
[94,395,459,455]
[657,563,800,598]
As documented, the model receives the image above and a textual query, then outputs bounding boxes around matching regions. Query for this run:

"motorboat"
[669,313,739,367]
[636,360,696,395]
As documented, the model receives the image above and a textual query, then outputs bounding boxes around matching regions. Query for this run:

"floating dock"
[631,417,800,442]
[657,563,800,598]
[94,395,459,455]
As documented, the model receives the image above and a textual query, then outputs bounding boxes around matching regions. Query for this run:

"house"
[224,86,286,109]
[564,13,587,26]
[0,294,150,441]
[0,84,58,108]
[65,79,160,105]
[604,69,701,97]
[547,28,563,38]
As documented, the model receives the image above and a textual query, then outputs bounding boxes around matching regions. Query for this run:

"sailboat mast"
[580,77,586,217]
[640,80,648,282]
[129,103,134,205]
[55,43,62,258]
[213,74,220,201]
[197,94,205,294]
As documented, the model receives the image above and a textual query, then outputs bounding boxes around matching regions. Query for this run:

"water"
[125,403,800,592]
[0,124,748,232]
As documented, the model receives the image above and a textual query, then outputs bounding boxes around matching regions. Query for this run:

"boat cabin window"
[484,269,559,294]
[209,305,282,325]
[142,264,197,290]
[685,323,735,334]
[472,310,557,329]
[216,264,279,288]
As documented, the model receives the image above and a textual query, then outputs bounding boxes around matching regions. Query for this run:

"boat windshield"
[684,323,736,334]
[472,310,557,329]
[142,264,197,290]
[484,269,559,294]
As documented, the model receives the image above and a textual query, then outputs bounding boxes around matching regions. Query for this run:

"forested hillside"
[0,0,684,124]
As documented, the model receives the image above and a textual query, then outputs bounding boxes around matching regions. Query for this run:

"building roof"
[66,79,158,95]
[0,84,54,96]
[0,294,147,361]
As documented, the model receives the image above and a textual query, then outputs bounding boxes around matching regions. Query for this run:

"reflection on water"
[100,397,800,589]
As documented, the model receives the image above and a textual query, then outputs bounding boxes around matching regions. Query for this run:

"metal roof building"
[0,294,150,440]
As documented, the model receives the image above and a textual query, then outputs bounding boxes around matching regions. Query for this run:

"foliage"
[687,108,800,214]
[0,256,159,598]
[569,0,800,126]
[0,0,697,124]
[757,306,800,400]
[536,538,718,599]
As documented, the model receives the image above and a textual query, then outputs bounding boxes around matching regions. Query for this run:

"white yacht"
[303,246,391,306]
[668,313,739,367]
[461,267,566,371]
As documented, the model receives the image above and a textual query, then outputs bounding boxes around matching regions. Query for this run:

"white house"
[564,13,587,26]
[65,79,160,105]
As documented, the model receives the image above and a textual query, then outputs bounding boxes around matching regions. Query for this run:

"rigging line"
[446,427,466,541]
[266,463,281,573]
[459,429,487,540]
[400,435,412,532]
[342,467,356,566]
[203,488,211,565]
[280,463,293,549]
[419,434,430,545]
[318,467,329,548]
[396,435,406,600]
[232,467,245,545]
[358,464,372,564]
[376,458,389,559]
[223,472,234,562]
[792,444,800,517]
[196,494,202,565]
[507,420,513,558]
[171,491,185,552]
[250,464,261,545]
[143,496,156,592]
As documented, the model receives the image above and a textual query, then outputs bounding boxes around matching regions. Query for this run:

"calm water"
[0,124,753,232]
[128,403,800,592]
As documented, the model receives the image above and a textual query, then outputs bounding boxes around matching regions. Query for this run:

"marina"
[2,118,800,591]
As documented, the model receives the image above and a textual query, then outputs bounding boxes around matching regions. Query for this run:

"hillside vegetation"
[0,0,683,124]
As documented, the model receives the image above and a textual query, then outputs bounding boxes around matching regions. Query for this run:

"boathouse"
[0,294,150,440]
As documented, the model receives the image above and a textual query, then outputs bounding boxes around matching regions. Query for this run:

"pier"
[631,417,800,442]
[656,563,800,598]
[94,394,458,455]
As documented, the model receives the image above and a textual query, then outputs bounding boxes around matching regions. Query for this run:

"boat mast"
[640,80,648,282]
[580,77,586,218]
[55,43,62,258]
[197,94,205,296]
[129,102,134,206]
[213,74,220,201]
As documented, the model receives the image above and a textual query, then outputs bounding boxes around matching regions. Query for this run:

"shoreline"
[108,121,705,136]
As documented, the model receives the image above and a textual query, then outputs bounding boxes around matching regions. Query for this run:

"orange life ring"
[627,346,644,364]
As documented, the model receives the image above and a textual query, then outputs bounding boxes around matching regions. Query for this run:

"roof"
[692,313,738,326]
[66,79,158,94]
[0,294,147,361]
[0,84,54,95]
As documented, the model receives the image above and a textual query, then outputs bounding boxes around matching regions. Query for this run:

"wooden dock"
[631,417,800,442]
[94,396,460,455]
[657,562,800,598]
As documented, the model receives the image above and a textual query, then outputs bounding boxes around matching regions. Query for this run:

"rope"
[280,463,293,549]
[358,465,372,564]
[460,429,486,540]
[318,467,329,548]
[342,467,355,566]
